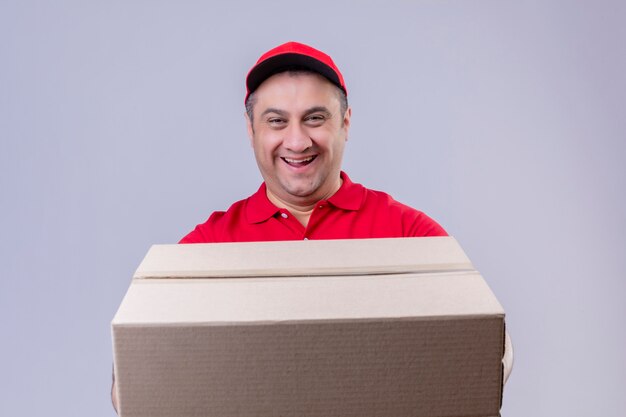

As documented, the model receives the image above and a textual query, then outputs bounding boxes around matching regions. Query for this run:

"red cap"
[245,41,347,103]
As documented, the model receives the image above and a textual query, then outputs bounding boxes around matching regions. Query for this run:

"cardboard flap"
[114,271,504,325]
[134,236,473,279]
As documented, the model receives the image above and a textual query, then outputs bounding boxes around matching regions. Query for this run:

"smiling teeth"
[284,156,314,163]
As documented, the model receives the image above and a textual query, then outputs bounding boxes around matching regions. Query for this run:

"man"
[179,41,447,243]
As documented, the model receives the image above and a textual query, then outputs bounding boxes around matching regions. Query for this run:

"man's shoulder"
[359,184,448,237]
[359,183,417,212]
[178,195,253,244]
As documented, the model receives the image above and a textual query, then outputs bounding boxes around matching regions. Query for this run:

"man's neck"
[266,177,343,228]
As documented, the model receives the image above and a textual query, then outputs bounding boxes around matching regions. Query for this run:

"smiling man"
[111,43,509,414]
[179,41,447,243]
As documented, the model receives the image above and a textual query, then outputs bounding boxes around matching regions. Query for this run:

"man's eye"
[305,115,326,125]
[267,118,286,126]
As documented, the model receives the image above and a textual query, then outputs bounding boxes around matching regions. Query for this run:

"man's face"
[246,72,351,207]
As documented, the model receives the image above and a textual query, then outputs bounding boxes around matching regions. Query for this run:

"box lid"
[115,237,502,326]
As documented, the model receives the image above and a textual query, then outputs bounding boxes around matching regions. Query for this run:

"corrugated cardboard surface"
[115,319,503,417]
[112,237,505,417]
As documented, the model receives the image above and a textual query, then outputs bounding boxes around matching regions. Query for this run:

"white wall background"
[1,1,624,416]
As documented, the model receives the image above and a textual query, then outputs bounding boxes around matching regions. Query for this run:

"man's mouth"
[281,155,317,167]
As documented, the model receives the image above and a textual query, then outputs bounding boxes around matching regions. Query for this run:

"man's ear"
[342,106,352,141]
[245,112,254,146]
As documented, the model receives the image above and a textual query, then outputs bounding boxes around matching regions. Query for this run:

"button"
[318,205,324,209]
[280,212,288,219]
[303,237,309,240]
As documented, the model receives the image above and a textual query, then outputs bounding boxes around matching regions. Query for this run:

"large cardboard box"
[112,237,505,417]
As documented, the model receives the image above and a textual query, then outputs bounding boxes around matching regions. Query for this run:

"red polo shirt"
[179,172,447,243]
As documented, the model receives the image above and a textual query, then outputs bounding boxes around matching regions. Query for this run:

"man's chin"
[283,187,317,199]
[278,180,320,200]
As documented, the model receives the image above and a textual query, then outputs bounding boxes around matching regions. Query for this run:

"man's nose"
[283,123,313,152]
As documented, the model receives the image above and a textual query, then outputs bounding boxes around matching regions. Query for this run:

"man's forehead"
[252,72,341,109]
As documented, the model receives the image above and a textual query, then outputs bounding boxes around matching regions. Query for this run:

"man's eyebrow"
[304,106,332,117]
[260,108,288,117]
[260,106,332,118]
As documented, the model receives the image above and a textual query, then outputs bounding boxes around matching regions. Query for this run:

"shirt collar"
[246,182,281,224]
[246,171,365,224]
[327,171,365,211]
